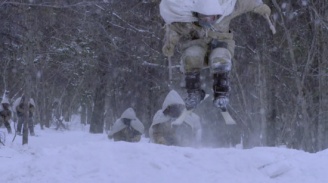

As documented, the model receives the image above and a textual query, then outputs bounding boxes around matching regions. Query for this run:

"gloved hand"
[162,43,175,57]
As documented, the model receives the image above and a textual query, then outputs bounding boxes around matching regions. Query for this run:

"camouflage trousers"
[180,32,235,73]
[17,116,34,134]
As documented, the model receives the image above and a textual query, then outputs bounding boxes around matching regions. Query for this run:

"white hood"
[152,90,186,126]
[109,108,145,136]
[160,0,237,24]
[162,90,185,111]
[120,107,136,119]
[160,0,197,24]
[192,0,236,16]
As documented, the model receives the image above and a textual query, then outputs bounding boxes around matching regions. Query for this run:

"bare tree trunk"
[89,57,107,134]
[317,2,328,151]
[22,44,33,145]
[81,101,87,125]
[258,54,267,146]
[22,7,35,145]
[89,86,106,133]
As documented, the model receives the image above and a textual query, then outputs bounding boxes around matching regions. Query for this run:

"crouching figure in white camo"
[108,108,144,142]
[149,90,202,147]
[160,0,276,111]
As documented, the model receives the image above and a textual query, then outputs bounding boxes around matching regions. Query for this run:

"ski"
[179,93,236,125]
[214,97,236,125]
[220,110,236,125]
[205,94,236,125]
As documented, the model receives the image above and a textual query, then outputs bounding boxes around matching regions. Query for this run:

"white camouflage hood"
[149,90,203,143]
[120,107,137,119]
[109,108,145,136]
[150,90,185,137]
[150,90,185,127]
[160,0,237,24]
[161,90,185,111]
[150,90,200,131]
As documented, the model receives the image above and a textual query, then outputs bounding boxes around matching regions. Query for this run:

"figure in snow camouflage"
[13,95,36,136]
[149,90,202,147]
[108,108,144,142]
[160,0,276,111]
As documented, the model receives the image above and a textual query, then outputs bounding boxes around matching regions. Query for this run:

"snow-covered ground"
[1,122,328,183]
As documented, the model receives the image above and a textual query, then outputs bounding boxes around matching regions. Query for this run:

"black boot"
[184,72,205,110]
[213,72,230,111]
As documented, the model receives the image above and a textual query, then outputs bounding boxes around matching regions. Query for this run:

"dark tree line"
[0,0,327,152]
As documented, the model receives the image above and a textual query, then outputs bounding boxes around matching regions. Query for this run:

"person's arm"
[252,4,276,34]
[235,0,276,34]
[162,24,181,57]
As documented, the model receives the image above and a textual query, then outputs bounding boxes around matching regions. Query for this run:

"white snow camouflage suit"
[108,107,145,142]
[149,90,202,147]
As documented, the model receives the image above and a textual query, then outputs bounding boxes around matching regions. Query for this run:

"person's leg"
[182,45,206,110]
[4,120,12,134]
[17,117,23,135]
[212,72,230,111]
[28,117,35,136]
[209,37,235,111]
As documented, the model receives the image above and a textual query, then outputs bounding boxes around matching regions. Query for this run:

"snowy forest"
[0,0,327,153]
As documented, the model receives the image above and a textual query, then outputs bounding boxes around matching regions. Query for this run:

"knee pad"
[209,48,232,73]
[182,46,205,72]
